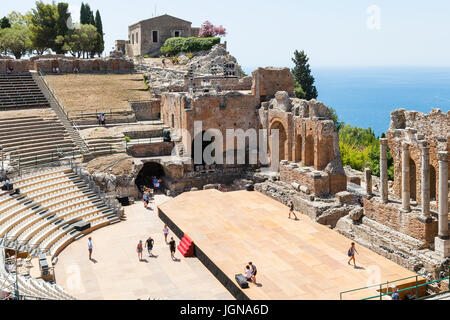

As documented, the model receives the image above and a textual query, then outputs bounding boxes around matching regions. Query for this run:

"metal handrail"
[38,70,69,119]
[361,271,450,300]
[339,274,426,300]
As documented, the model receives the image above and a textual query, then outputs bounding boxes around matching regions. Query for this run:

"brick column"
[365,168,372,196]
[380,138,388,203]
[420,141,431,220]
[438,151,449,239]
[401,142,411,212]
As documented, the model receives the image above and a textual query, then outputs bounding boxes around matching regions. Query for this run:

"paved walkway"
[53,194,233,300]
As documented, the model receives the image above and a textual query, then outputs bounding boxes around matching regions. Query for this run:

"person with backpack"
[137,240,143,261]
[288,200,298,220]
[347,242,359,267]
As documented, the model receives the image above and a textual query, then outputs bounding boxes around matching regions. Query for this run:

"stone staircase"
[0,73,50,110]
[84,136,126,157]
[0,115,80,168]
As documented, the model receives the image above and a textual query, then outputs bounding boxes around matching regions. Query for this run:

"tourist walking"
[137,240,144,261]
[88,237,93,260]
[146,237,155,257]
[169,237,176,260]
[143,192,150,209]
[347,242,359,267]
[163,225,169,243]
[101,113,106,126]
[97,113,102,126]
[288,200,298,220]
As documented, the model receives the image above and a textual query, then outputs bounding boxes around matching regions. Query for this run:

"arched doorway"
[269,120,287,163]
[135,162,165,192]
[410,159,417,201]
[92,60,100,71]
[304,135,315,167]
[430,165,437,201]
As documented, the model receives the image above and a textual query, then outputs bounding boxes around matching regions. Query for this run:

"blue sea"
[244,67,450,136]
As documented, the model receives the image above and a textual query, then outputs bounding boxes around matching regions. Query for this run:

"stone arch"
[135,162,165,192]
[51,60,59,68]
[92,60,100,71]
[410,159,417,201]
[304,134,315,167]
[430,165,437,201]
[295,135,302,163]
[269,119,288,163]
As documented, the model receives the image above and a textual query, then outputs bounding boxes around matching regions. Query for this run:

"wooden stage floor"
[158,190,421,300]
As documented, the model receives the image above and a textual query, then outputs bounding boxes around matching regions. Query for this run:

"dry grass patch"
[45,73,150,114]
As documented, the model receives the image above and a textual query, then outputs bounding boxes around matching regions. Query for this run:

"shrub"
[124,136,131,143]
[161,37,220,56]
[143,55,149,58]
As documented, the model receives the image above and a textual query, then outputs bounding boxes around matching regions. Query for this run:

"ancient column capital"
[438,151,448,162]
[380,138,388,145]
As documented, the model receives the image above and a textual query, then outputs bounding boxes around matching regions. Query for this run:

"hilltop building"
[115,14,200,58]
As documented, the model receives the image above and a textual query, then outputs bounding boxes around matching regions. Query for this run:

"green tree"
[29,1,58,54]
[94,10,104,56]
[293,80,306,99]
[55,2,71,54]
[6,11,32,26]
[291,50,318,100]
[57,24,98,58]
[0,24,32,58]
[0,17,11,29]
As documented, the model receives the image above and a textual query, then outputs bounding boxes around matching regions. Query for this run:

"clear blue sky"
[3,1,450,69]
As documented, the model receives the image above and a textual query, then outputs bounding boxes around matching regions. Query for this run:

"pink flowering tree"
[199,21,227,37]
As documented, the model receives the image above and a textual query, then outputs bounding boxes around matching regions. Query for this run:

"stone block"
[435,237,450,258]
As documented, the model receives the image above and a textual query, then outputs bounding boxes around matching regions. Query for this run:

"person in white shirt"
[245,265,255,284]
[88,237,93,260]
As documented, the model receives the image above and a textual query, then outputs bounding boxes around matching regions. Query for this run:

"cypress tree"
[94,10,104,56]
[80,3,86,24]
[55,2,70,54]
[291,50,318,101]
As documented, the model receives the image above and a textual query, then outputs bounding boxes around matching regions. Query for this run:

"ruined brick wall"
[33,58,134,73]
[127,142,174,157]
[130,99,161,121]
[259,93,347,194]
[363,197,438,244]
[251,67,294,102]
[0,59,31,73]
[387,109,449,208]
[161,91,260,157]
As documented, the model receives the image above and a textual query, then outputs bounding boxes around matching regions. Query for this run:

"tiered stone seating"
[0,246,75,300]
[0,115,79,167]
[0,73,50,110]
[0,167,120,258]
